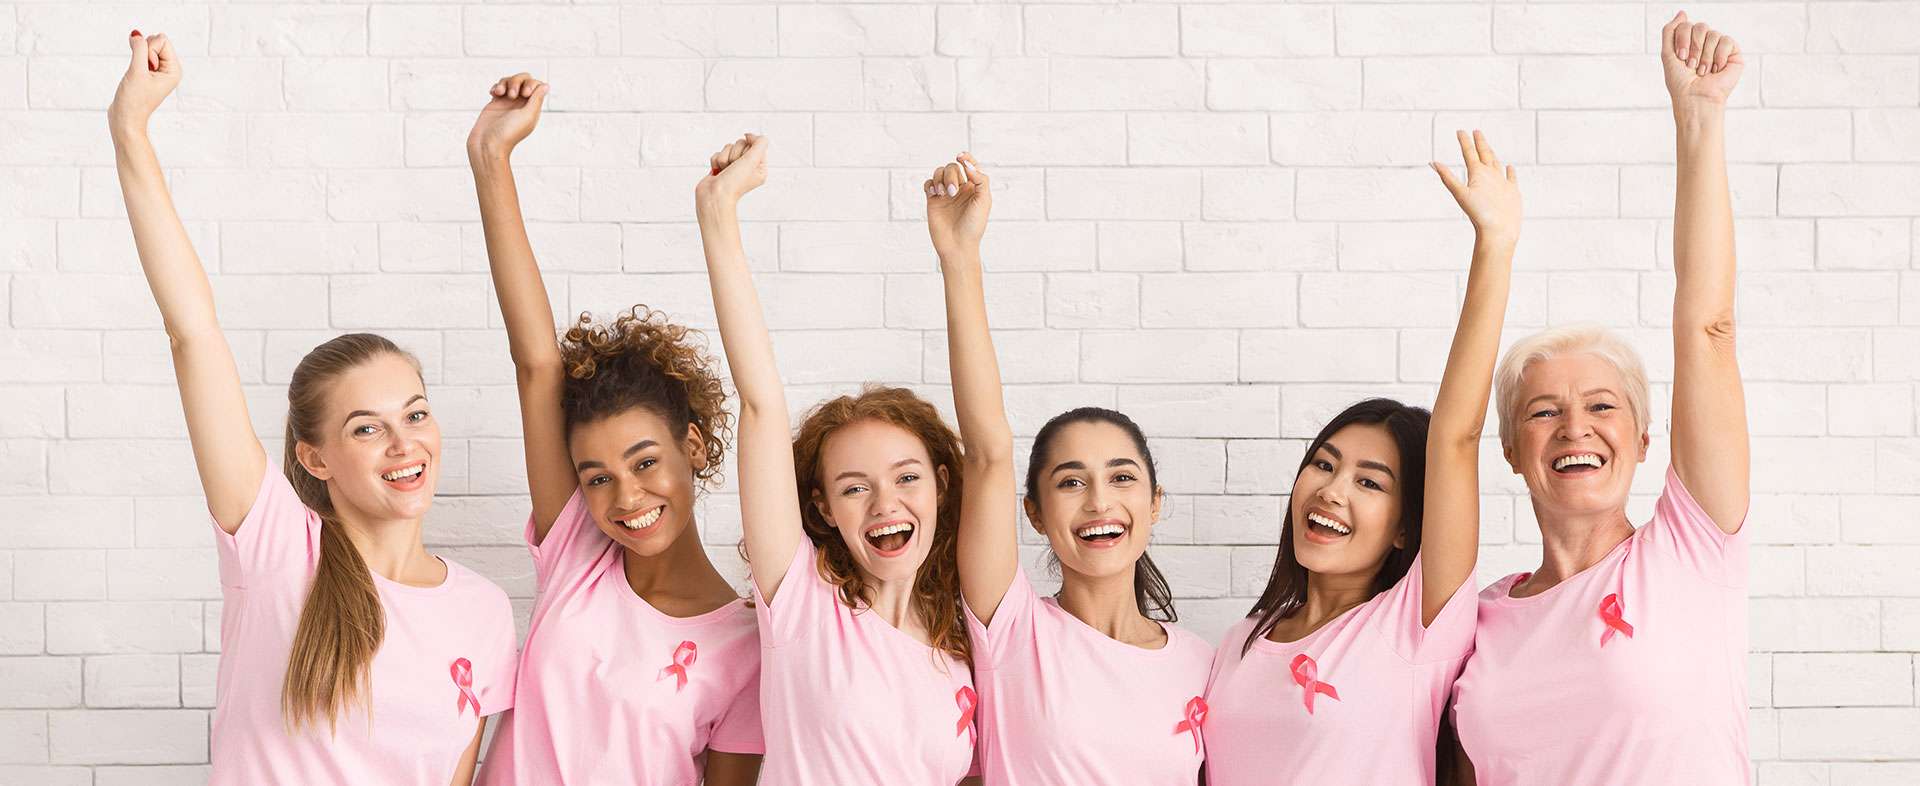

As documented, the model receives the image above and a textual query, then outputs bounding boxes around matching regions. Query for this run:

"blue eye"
[898,473,920,484]
[408,410,429,423]
[354,424,378,436]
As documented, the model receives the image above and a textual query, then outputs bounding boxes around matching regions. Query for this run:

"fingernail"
[130,29,141,37]
[946,184,958,197]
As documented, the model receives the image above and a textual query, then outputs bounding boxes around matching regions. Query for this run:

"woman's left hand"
[926,152,991,261]
[1431,130,1521,243]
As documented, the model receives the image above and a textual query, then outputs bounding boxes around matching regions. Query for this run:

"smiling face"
[812,418,946,585]
[1025,420,1162,582]
[570,406,706,557]
[1288,423,1407,579]
[295,353,441,524]
[1505,353,1648,519]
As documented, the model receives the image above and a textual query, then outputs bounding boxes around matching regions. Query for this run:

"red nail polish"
[130,29,141,37]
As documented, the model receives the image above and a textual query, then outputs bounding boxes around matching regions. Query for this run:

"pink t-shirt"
[209,467,518,786]
[477,490,762,786]
[753,537,978,785]
[964,566,1214,786]
[1202,555,1476,785]
[1451,467,1749,785]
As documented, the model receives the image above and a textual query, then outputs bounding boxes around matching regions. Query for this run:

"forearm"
[1429,234,1513,442]
[940,252,1014,465]
[1672,104,1735,331]
[112,126,221,343]
[471,153,564,369]
[697,199,786,416]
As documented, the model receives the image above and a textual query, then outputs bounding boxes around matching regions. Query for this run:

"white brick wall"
[0,0,1914,777]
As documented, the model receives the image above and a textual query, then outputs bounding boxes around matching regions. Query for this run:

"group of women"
[107,10,1753,786]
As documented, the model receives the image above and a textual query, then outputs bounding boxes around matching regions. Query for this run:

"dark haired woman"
[112,32,516,784]
[929,154,1213,784]
[1202,130,1518,784]
[466,75,763,786]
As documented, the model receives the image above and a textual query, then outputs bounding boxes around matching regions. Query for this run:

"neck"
[1530,501,1634,587]
[1056,563,1155,641]
[334,508,432,583]
[861,570,921,631]
[1298,569,1376,630]
[623,517,725,598]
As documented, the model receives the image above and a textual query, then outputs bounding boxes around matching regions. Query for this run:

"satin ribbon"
[1599,593,1635,647]
[1171,696,1208,753]
[954,686,978,745]
[658,641,699,691]
[1290,653,1339,714]
[450,657,479,717]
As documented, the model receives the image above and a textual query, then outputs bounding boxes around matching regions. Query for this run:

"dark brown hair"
[558,305,732,487]
[791,385,970,663]
[1023,407,1177,621]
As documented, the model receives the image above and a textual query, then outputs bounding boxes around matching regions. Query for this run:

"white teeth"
[618,506,663,530]
[1553,453,1605,471]
[1306,513,1351,535]
[381,463,425,482]
[866,522,913,539]
[1076,523,1125,538]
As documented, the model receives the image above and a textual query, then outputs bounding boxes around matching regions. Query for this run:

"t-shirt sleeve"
[1376,553,1477,665]
[212,464,319,590]
[707,662,765,755]
[753,537,824,647]
[525,489,604,591]
[476,587,520,716]
[961,564,1037,670]
[1641,465,1748,587]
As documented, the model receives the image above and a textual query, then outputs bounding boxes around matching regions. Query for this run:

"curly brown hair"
[792,385,971,664]
[557,305,732,487]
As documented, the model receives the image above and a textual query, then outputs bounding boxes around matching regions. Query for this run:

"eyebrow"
[341,394,426,428]
[1049,457,1141,476]
[1523,388,1618,410]
[575,439,660,472]
[1318,442,1395,480]
[833,457,924,484]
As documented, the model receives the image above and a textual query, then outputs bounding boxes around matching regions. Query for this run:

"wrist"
[1473,227,1520,248]
[107,113,151,141]
[466,141,515,168]
[1671,98,1727,128]
[937,248,982,268]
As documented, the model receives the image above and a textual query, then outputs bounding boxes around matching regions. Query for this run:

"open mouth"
[863,521,915,557]
[1304,511,1351,541]
[612,505,665,531]
[1072,520,1128,548]
[1551,452,1606,475]
[380,461,427,490]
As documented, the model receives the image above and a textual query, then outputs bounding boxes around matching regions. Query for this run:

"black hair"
[1024,407,1177,622]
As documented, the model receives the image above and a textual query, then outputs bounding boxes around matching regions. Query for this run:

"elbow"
[1678,312,1738,354]
[962,436,1016,471]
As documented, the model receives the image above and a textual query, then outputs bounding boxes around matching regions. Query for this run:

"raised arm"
[694,135,802,601]
[1662,12,1750,533]
[467,73,576,540]
[109,31,264,532]
[927,154,1018,623]
[1423,131,1519,625]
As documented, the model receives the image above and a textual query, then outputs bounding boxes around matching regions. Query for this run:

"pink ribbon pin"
[1290,654,1340,714]
[1171,696,1208,753]
[658,641,699,691]
[1598,593,1635,647]
[955,686,978,745]
[450,657,479,717]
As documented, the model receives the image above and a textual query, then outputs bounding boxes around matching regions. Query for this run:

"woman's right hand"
[467,73,549,162]
[696,134,769,209]
[108,31,180,134]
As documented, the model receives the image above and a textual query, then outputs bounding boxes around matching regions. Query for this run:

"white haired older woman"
[1447,12,1752,785]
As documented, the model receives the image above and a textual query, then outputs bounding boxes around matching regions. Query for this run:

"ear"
[1636,430,1650,463]
[295,440,332,482]
[1392,528,1407,550]
[1149,485,1165,526]
[810,489,833,527]
[1023,495,1043,536]
[682,422,708,471]
[1503,443,1520,475]
[936,463,951,495]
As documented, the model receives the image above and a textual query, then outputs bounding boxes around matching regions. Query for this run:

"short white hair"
[1493,324,1651,450]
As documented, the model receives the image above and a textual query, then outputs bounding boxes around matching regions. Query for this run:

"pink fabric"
[1203,555,1476,784]
[209,467,518,786]
[964,567,1214,786]
[1452,467,1750,785]
[478,490,762,786]
[753,537,978,785]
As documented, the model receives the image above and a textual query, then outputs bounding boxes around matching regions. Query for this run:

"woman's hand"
[1662,11,1744,110]
[1431,130,1521,244]
[695,134,770,210]
[925,152,991,262]
[108,31,181,135]
[467,73,549,162]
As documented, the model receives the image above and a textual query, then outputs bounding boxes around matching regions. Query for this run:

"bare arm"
[695,136,802,601]
[109,31,264,532]
[701,750,763,785]
[467,73,576,540]
[927,154,1020,623]
[448,720,485,785]
[1662,13,1750,533]
[1422,131,1518,625]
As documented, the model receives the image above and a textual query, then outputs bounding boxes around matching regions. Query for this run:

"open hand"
[1662,12,1743,108]
[925,152,991,260]
[108,31,180,133]
[467,73,549,161]
[1431,130,1521,242]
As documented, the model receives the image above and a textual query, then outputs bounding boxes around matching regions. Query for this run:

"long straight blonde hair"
[279,332,420,732]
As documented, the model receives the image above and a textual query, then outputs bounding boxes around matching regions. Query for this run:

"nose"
[1558,406,1595,441]
[1082,481,1111,513]
[1314,479,1344,507]
[384,428,410,456]
[869,485,901,518]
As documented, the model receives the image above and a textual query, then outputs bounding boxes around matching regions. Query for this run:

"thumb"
[127,32,150,75]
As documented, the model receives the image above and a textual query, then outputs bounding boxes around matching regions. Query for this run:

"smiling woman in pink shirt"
[464,74,763,786]
[1202,131,1517,786]
[110,32,516,785]
[1447,14,1754,785]
[698,136,980,785]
